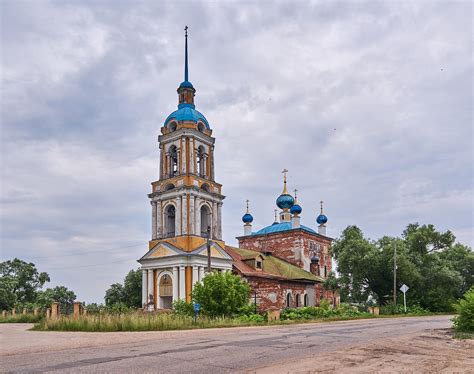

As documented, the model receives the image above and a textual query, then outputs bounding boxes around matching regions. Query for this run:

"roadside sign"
[400,284,409,293]
[399,284,409,313]
[193,303,201,313]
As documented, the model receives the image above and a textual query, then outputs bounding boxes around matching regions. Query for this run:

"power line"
[42,257,139,271]
[17,243,145,260]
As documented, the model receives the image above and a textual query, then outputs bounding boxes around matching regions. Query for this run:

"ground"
[1,315,472,373]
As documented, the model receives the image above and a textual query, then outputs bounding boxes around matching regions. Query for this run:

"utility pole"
[393,241,397,306]
[207,225,211,273]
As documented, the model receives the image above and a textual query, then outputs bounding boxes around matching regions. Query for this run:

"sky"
[1,0,472,303]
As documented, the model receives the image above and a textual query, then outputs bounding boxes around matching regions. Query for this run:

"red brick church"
[138,28,338,311]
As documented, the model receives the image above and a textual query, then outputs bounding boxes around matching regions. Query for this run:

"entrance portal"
[159,274,173,309]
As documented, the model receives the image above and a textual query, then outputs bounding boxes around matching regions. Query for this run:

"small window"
[286,293,291,308]
[304,294,308,307]
[197,122,205,133]
[324,266,327,278]
[295,294,300,307]
[168,122,177,132]
[256,260,262,269]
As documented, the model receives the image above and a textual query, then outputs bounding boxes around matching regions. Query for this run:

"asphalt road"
[1,315,454,373]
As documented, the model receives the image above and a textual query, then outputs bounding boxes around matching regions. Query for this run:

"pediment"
[192,242,233,260]
[140,242,183,260]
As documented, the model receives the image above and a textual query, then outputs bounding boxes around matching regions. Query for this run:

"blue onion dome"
[179,80,194,89]
[276,194,295,209]
[242,213,253,223]
[290,203,302,215]
[316,214,328,225]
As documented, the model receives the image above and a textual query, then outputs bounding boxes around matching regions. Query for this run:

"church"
[138,29,338,312]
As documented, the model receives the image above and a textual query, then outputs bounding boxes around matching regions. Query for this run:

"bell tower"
[150,26,224,243]
[139,27,231,310]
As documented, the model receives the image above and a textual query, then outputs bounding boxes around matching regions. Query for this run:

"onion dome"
[165,26,211,130]
[316,200,328,225]
[311,255,320,264]
[290,189,302,215]
[242,200,253,224]
[276,169,295,210]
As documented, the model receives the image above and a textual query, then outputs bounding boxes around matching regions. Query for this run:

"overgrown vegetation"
[281,302,372,321]
[104,269,142,308]
[452,287,474,333]
[0,314,43,323]
[332,224,473,312]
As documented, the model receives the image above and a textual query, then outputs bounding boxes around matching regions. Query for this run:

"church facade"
[138,29,338,311]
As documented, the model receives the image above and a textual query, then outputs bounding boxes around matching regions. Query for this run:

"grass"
[30,310,449,332]
[0,314,43,323]
[453,331,474,340]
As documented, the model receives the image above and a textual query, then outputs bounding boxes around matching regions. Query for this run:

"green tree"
[191,271,251,317]
[0,258,50,309]
[104,283,124,306]
[37,286,76,311]
[323,271,340,307]
[123,269,142,308]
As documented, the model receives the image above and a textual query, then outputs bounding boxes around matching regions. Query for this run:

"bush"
[280,304,371,321]
[173,300,194,317]
[236,313,266,323]
[453,287,474,332]
[191,271,251,317]
[380,302,429,315]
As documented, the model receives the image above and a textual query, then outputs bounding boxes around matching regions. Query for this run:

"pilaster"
[179,266,186,300]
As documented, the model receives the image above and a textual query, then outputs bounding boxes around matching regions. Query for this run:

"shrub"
[191,271,251,317]
[380,302,429,315]
[0,314,43,323]
[453,287,474,332]
[173,300,194,317]
[236,313,265,323]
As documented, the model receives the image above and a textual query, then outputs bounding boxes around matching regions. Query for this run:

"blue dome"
[179,80,194,89]
[242,213,253,223]
[317,214,328,225]
[290,204,302,215]
[276,194,295,209]
[164,103,210,129]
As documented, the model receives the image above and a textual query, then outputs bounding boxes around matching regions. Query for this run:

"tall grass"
[33,312,269,332]
[0,314,43,323]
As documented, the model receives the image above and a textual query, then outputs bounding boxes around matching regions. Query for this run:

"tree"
[191,271,251,317]
[123,269,142,308]
[104,283,124,306]
[0,258,50,309]
[104,269,142,307]
[37,286,76,311]
[323,271,340,307]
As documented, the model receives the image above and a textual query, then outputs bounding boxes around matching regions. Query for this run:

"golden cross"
[281,168,288,183]
[294,189,298,198]
[274,209,278,221]
[184,25,188,36]
[320,200,324,213]
[246,199,249,212]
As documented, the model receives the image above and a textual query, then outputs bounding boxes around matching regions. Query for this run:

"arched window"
[200,205,211,237]
[168,121,177,132]
[197,146,205,177]
[286,292,291,308]
[197,122,205,133]
[164,183,175,191]
[165,205,176,237]
[295,294,300,308]
[169,145,178,177]
[304,294,308,307]
[159,274,173,309]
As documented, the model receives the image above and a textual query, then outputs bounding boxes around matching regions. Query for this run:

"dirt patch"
[251,328,473,373]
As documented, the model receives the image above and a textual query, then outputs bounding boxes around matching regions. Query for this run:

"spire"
[281,168,289,194]
[184,25,189,82]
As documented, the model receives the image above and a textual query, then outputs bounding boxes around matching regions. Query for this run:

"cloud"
[1,0,472,302]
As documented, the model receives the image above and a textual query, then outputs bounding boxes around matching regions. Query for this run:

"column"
[142,269,148,307]
[212,202,218,239]
[159,145,164,179]
[181,137,186,174]
[147,270,154,307]
[217,202,222,240]
[179,266,186,300]
[192,266,199,288]
[151,202,157,239]
[195,197,201,235]
[210,146,215,180]
[199,266,205,282]
[189,195,195,235]
[190,138,195,174]
[182,194,188,235]
[172,266,179,303]
[166,153,171,178]
[176,196,182,236]
[156,202,162,238]
[202,154,207,177]
[176,149,181,176]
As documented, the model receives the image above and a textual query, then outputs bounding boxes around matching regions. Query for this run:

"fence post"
[22,308,27,315]
[34,308,39,316]
[51,302,60,319]
[73,302,82,319]
[46,308,51,319]
[12,309,16,316]
[2,310,6,318]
